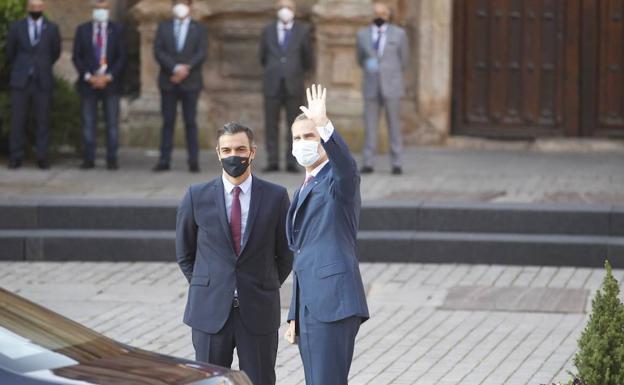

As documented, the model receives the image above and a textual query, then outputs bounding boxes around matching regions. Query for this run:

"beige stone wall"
[48,0,454,150]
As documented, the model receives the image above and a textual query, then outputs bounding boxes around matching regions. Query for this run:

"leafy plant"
[573,260,624,385]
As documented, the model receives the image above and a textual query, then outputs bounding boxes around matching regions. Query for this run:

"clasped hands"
[88,74,111,90]
[170,64,191,84]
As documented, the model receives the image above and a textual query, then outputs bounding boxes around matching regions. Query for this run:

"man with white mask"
[284,84,369,385]
[259,0,312,173]
[153,0,207,173]
[72,0,127,170]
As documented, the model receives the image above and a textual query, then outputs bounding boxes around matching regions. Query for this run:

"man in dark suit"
[176,122,293,385]
[72,0,127,170]
[259,0,312,173]
[153,0,206,173]
[5,0,61,170]
[284,85,369,385]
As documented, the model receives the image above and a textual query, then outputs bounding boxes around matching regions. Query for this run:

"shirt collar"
[28,16,42,25]
[277,20,294,30]
[222,173,253,195]
[306,159,329,179]
[373,23,388,33]
[176,17,191,26]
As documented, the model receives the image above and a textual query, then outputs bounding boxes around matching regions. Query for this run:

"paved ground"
[1,145,624,203]
[2,261,622,385]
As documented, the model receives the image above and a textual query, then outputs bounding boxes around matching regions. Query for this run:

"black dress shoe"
[7,159,22,170]
[263,165,279,173]
[286,164,300,173]
[189,162,200,173]
[360,166,374,174]
[107,159,118,170]
[37,159,50,170]
[392,166,403,175]
[152,162,170,172]
[80,160,95,170]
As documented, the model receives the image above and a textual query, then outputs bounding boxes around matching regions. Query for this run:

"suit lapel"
[22,19,32,48]
[213,180,235,256]
[284,22,298,53]
[181,20,195,53]
[239,178,263,255]
[168,20,176,52]
[287,188,300,246]
[269,21,280,52]
[294,163,331,214]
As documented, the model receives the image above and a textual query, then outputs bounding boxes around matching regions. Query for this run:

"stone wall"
[47,0,453,150]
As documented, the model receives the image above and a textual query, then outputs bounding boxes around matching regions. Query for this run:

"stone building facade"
[46,0,452,150]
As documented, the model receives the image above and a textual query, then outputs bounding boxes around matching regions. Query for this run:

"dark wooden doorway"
[452,0,624,138]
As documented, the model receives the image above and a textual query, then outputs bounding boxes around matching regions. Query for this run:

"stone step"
[1,200,622,235]
[1,229,621,267]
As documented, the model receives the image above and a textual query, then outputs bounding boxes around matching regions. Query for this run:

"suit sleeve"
[51,23,61,64]
[176,188,198,283]
[258,27,267,67]
[154,23,176,74]
[71,26,86,77]
[187,24,207,70]
[5,22,18,66]
[321,125,359,202]
[301,24,313,72]
[275,189,293,284]
[108,25,127,80]
[356,32,366,68]
[399,29,410,72]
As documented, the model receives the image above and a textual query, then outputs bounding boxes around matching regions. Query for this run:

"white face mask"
[277,7,294,23]
[92,9,109,23]
[173,3,190,19]
[292,140,321,167]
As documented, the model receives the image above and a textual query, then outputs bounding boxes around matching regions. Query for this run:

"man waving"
[285,84,369,385]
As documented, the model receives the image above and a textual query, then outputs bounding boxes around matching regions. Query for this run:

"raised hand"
[300,84,329,128]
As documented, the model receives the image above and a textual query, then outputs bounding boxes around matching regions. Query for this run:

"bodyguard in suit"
[284,85,369,385]
[176,123,293,385]
[153,0,207,173]
[356,2,409,175]
[5,0,61,170]
[72,0,127,170]
[259,0,312,173]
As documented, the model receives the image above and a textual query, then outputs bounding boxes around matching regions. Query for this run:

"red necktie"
[230,187,242,256]
[96,23,104,65]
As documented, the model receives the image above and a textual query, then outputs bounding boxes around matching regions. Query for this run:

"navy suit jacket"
[176,175,293,335]
[72,21,127,95]
[5,17,61,91]
[287,129,370,323]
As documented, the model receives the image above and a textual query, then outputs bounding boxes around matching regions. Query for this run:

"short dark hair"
[217,122,255,147]
[173,0,192,4]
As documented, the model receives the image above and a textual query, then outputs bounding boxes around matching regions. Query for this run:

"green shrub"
[573,260,624,385]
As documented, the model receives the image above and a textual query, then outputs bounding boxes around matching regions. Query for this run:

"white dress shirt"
[277,20,294,46]
[222,173,252,246]
[27,16,43,45]
[371,23,388,56]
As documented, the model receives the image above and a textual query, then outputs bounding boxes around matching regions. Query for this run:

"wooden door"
[452,0,581,138]
[582,0,624,137]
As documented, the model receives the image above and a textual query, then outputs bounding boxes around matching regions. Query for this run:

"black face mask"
[29,11,43,20]
[221,156,251,178]
[373,17,385,27]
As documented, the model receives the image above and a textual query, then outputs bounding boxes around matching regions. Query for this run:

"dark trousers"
[192,308,278,385]
[9,79,52,161]
[159,87,199,165]
[263,80,301,168]
[80,91,120,162]
[297,295,360,385]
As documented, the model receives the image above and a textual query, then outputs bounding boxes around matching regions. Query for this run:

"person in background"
[356,1,409,175]
[176,123,292,385]
[72,0,127,170]
[153,0,207,173]
[5,0,61,170]
[259,0,312,173]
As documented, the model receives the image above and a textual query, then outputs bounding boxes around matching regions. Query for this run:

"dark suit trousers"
[263,80,301,168]
[192,307,278,385]
[159,86,199,165]
[9,79,52,161]
[80,91,120,162]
